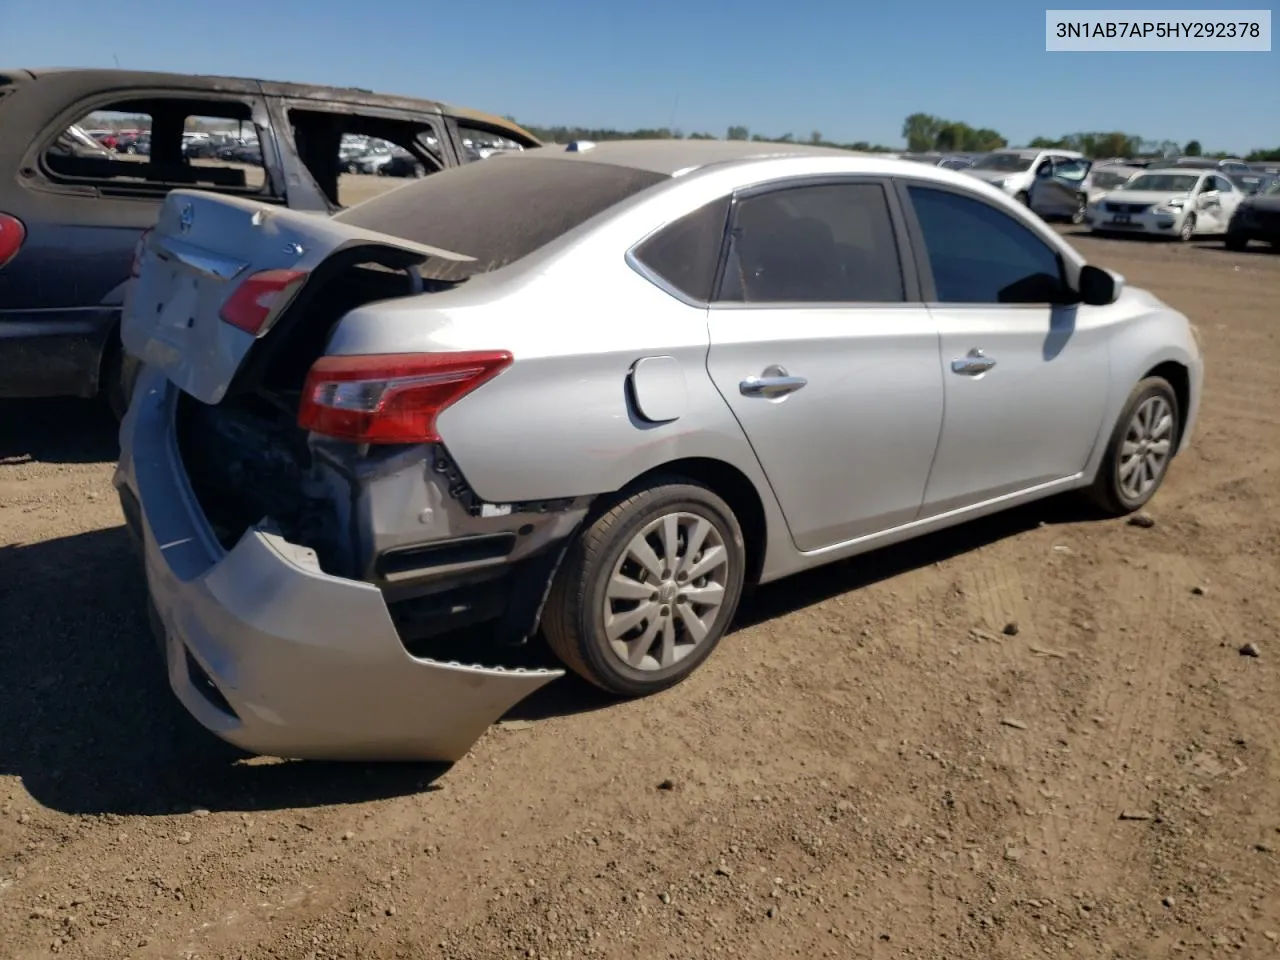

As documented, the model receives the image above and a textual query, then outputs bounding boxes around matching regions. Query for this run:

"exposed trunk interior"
[174,254,431,571]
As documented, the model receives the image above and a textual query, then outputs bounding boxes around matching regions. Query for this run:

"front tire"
[1087,377,1181,516]
[1178,213,1196,242]
[542,480,746,697]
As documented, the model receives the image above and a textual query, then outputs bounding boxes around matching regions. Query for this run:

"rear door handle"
[740,365,807,399]
[951,349,997,376]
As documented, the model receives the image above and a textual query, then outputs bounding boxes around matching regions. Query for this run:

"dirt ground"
[1,229,1278,960]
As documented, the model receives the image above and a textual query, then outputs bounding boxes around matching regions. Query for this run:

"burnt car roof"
[0,67,538,144]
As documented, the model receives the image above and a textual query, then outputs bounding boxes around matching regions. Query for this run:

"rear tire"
[542,480,746,697]
[1087,376,1181,517]
[1178,213,1196,242]
[1224,231,1248,251]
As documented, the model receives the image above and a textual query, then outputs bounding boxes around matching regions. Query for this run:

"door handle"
[951,349,997,376]
[740,365,807,399]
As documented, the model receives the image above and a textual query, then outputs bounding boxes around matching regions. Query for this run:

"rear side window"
[286,108,444,209]
[336,156,667,282]
[718,182,905,303]
[42,99,273,198]
[631,197,730,302]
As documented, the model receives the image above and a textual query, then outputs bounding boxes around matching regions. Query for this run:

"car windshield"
[1123,174,1200,193]
[336,155,667,282]
[972,153,1035,172]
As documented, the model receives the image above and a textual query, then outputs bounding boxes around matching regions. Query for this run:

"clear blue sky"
[1,0,1275,153]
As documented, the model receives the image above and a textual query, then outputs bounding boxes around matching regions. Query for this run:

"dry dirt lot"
[1,230,1278,960]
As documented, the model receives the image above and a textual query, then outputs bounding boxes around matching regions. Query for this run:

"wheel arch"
[610,457,769,588]
[1143,359,1191,450]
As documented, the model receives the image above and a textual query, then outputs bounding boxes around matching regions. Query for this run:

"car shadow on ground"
[1,495,1100,816]
[0,397,119,465]
[509,494,1099,721]
[0,525,445,817]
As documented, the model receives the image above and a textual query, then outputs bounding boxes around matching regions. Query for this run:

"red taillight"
[0,213,26,269]
[218,269,309,336]
[129,227,153,278]
[298,351,513,444]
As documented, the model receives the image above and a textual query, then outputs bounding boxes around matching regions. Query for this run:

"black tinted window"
[632,197,730,302]
[907,186,1064,304]
[718,182,904,303]
[336,156,666,282]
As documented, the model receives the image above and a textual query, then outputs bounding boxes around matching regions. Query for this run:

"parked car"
[1085,168,1245,241]
[1032,161,1145,223]
[1224,178,1280,250]
[117,139,1203,761]
[963,148,1088,205]
[0,67,540,414]
[1027,155,1094,222]
[1224,170,1279,196]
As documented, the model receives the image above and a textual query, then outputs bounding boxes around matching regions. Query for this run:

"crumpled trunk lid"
[122,188,473,405]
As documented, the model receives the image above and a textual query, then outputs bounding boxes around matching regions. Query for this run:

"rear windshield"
[335,155,668,281]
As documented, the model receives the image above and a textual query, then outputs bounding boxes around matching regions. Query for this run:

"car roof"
[515,139,879,176]
[0,67,537,144]
[1140,168,1209,177]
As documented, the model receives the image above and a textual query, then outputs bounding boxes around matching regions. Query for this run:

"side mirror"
[1079,264,1123,306]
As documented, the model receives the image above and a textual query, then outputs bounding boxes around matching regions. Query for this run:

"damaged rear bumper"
[113,370,563,762]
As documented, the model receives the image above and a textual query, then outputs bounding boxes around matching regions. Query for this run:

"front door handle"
[951,348,997,376]
[740,365,807,399]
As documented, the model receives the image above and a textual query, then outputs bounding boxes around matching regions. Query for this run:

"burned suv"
[0,68,537,415]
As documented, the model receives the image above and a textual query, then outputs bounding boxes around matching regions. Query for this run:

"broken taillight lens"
[0,213,26,269]
[298,351,513,444]
[218,268,309,336]
[129,227,153,278]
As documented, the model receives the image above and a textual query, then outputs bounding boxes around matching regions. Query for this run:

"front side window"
[718,182,904,303]
[906,185,1065,304]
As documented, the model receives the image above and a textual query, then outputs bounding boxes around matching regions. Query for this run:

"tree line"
[510,113,1278,163]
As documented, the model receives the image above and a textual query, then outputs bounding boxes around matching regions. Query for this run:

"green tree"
[902,112,943,152]
[1183,139,1202,156]
[726,125,749,141]
[809,130,822,145]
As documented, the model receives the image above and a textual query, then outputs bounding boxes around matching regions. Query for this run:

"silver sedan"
[118,139,1204,762]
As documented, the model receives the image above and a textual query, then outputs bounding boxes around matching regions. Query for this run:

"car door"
[1205,174,1242,230]
[898,181,1112,515]
[704,178,945,552]
[1032,157,1090,218]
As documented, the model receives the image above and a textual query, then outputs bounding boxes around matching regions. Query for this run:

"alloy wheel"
[602,512,729,671]
[1118,395,1174,502]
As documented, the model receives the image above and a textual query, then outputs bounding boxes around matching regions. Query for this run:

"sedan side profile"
[118,140,1203,762]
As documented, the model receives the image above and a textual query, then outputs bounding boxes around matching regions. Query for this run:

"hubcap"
[1118,395,1174,502]
[603,511,729,672]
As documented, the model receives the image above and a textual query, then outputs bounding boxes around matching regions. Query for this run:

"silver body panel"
[117,143,1204,761]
